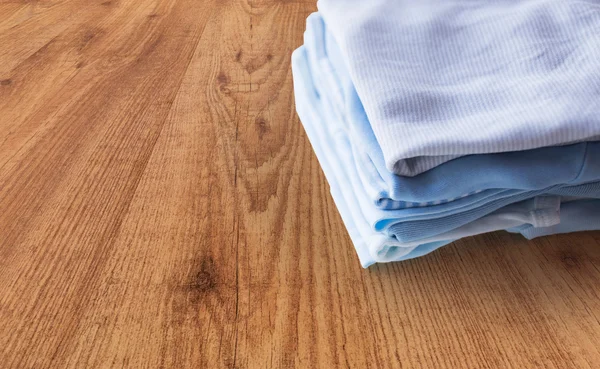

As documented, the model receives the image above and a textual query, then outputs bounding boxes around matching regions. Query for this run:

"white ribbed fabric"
[318,0,600,176]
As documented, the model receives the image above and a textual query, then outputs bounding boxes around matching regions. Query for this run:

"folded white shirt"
[318,0,600,176]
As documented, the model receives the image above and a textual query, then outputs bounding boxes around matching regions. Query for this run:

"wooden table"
[2,1,600,368]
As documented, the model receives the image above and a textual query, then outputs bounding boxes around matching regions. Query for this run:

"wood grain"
[1,1,600,368]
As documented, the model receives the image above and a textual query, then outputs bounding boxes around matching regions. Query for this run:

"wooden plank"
[1,1,600,368]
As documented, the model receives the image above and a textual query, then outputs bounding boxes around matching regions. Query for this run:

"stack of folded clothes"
[292,0,600,267]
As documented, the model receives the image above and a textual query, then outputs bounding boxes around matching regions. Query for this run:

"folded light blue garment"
[292,45,600,267]
[511,200,600,239]
[317,0,600,176]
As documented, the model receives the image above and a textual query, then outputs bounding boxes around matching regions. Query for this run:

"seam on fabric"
[571,142,590,183]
